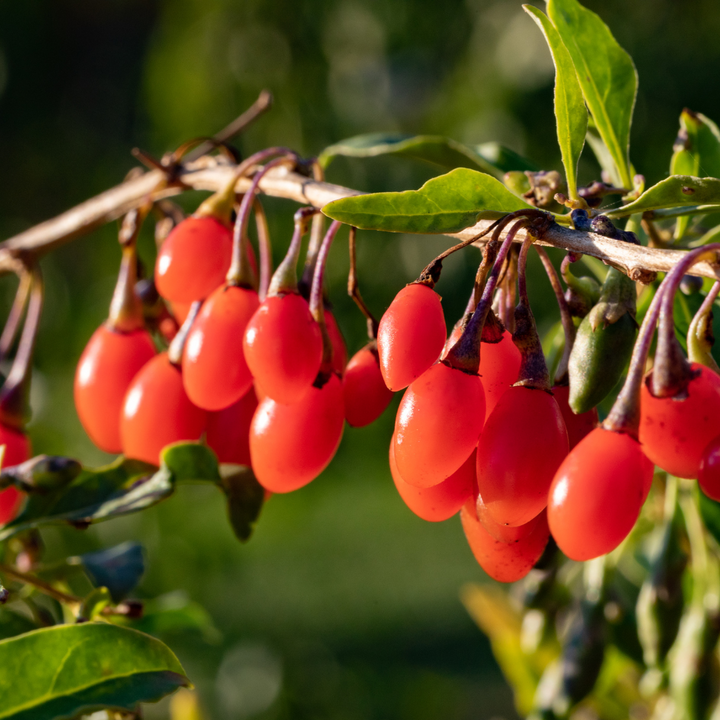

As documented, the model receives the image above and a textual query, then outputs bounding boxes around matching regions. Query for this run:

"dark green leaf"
[322,167,535,234]
[0,608,37,641]
[0,444,221,541]
[548,0,637,188]
[78,542,145,602]
[318,133,502,177]
[524,5,587,200]
[475,142,539,173]
[220,465,265,542]
[608,176,720,217]
[0,622,189,720]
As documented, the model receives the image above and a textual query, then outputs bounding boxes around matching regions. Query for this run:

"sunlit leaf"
[608,176,720,217]
[0,622,189,719]
[524,5,587,200]
[322,167,534,234]
[548,0,637,188]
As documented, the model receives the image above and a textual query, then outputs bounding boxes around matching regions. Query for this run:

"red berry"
[250,374,344,493]
[377,284,446,391]
[390,442,475,522]
[182,285,260,411]
[552,384,598,450]
[343,343,394,428]
[75,325,156,453]
[639,363,720,479]
[476,490,542,543]
[155,216,232,303]
[244,293,323,404]
[0,425,31,525]
[460,498,549,583]
[121,353,207,465]
[479,331,522,421]
[206,388,258,466]
[700,434,720,501]
[476,386,568,527]
[325,310,348,378]
[548,427,653,561]
[394,362,485,488]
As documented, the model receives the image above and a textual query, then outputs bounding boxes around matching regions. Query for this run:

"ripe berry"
[377,283,446,391]
[250,374,344,493]
[326,310,348,378]
[479,330,522,421]
[390,442,475,522]
[0,425,30,525]
[460,499,549,583]
[206,388,258,466]
[639,363,720,479]
[552,383,598,450]
[699,434,720,501]
[476,386,568,527]
[121,353,207,465]
[476,490,542,543]
[182,285,260,410]
[343,342,394,428]
[155,216,233,303]
[394,362,485,488]
[548,427,653,561]
[75,325,156,453]
[243,293,323,404]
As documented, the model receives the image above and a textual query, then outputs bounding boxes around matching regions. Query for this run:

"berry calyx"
[121,352,207,465]
[249,373,344,493]
[377,283,446,392]
[343,341,394,428]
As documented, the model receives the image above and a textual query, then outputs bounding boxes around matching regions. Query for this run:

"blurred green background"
[1,1,720,718]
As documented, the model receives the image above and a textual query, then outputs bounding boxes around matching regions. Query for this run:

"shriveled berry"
[476,386,568,527]
[244,293,323,405]
[121,353,207,465]
[377,283,446,391]
[548,427,653,561]
[394,362,485,488]
[182,285,260,411]
[155,216,232,303]
[250,374,344,493]
[479,331,522,421]
[552,384,598,450]
[0,425,30,525]
[75,325,156,454]
[390,442,475,522]
[640,363,720,479]
[343,342,394,428]
[206,388,258,466]
[461,499,549,583]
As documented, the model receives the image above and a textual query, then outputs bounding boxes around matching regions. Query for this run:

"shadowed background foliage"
[1,1,719,718]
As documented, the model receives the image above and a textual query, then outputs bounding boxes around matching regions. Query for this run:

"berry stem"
[267,206,320,297]
[226,155,295,288]
[535,246,576,385]
[167,300,202,366]
[0,264,43,430]
[347,227,378,339]
[0,272,31,364]
[254,199,272,302]
[310,220,343,384]
[299,160,326,296]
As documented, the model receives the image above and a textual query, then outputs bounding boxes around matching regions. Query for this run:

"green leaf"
[318,133,503,177]
[699,492,720,547]
[0,609,38,641]
[547,0,637,188]
[77,542,145,602]
[524,5,587,200]
[78,587,113,622]
[0,444,221,541]
[0,622,189,720]
[220,465,265,543]
[608,176,720,217]
[322,167,535,234]
[475,142,539,173]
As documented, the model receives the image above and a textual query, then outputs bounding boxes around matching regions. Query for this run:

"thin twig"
[0,562,80,605]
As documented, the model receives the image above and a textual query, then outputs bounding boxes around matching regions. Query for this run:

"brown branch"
[2,156,719,282]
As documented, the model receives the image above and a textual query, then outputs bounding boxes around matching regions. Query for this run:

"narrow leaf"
[322,167,535,234]
[319,133,502,177]
[524,5,587,200]
[608,175,720,217]
[475,142,539,173]
[547,0,637,188]
[0,622,189,720]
